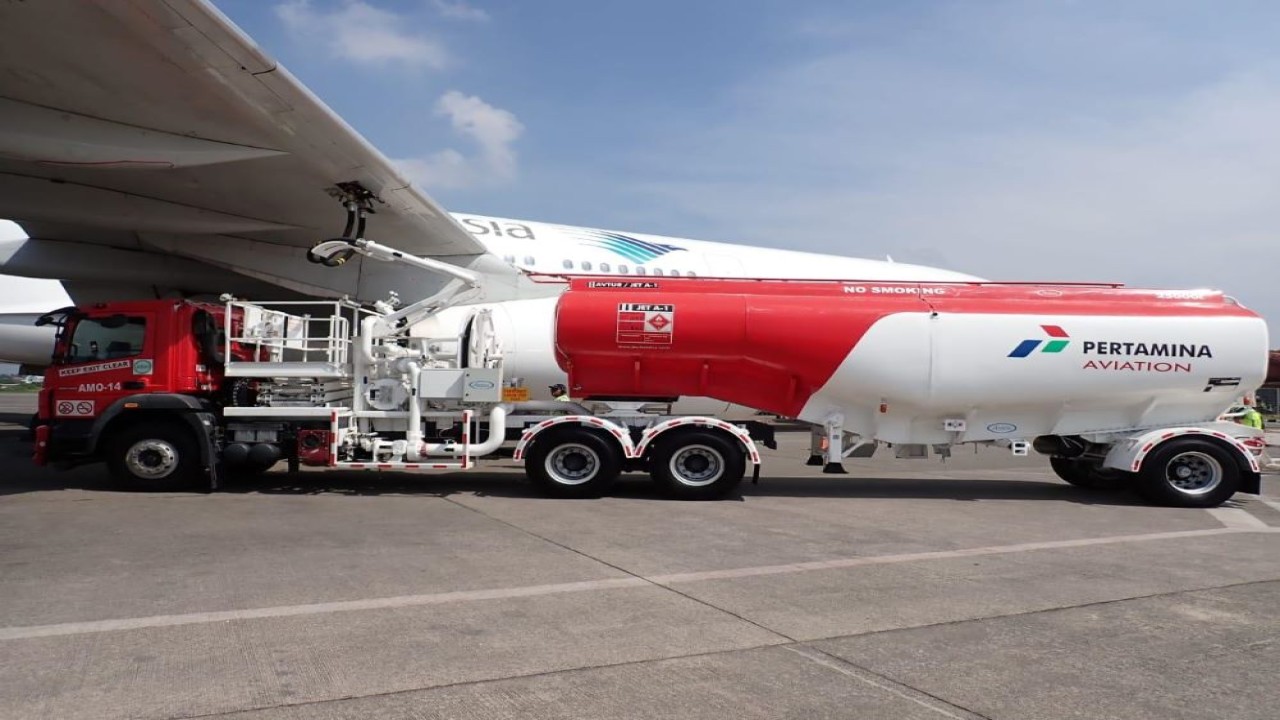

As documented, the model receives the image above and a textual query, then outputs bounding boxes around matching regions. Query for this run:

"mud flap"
[1239,471,1261,496]
[183,411,223,492]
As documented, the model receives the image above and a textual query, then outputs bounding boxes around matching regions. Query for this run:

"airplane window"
[686,270,696,277]
[618,265,629,274]
[670,269,680,277]
[652,268,664,276]
[599,262,610,272]
[503,255,515,264]
[582,261,593,271]
[635,267,647,276]
[562,259,574,270]
[523,256,535,266]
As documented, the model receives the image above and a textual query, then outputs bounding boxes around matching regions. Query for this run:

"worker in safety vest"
[549,383,571,402]
[1240,396,1265,430]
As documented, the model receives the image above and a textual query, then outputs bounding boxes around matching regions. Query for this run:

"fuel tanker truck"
[554,277,1269,506]
[29,236,1269,508]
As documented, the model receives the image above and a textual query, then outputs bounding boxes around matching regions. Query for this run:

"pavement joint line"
[786,646,990,720]
[164,642,799,720]
[1206,507,1271,530]
[440,496,799,644]
[165,573,1280,717]
[0,526,1273,642]
[800,577,1280,648]
[647,526,1271,585]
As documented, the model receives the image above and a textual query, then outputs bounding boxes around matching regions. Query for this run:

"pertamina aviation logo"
[1007,325,1070,358]
[1007,324,1205,373]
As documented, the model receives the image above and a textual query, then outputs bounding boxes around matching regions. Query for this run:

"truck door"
[46,312,154,424]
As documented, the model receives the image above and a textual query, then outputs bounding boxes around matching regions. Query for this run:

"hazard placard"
[502,386,531,402]
[617,303,674,346]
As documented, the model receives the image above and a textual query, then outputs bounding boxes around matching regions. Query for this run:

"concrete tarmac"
[2,393,1279,720]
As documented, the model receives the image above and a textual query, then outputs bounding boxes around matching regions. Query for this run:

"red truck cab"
[33,300,230,488]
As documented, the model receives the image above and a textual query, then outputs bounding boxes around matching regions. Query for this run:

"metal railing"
[223,300,372,377]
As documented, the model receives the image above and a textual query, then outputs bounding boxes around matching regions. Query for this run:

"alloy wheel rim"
[546,443,600,486]
[125,440,179,479]
[1165,451,1222,495]
[669,445,724,487]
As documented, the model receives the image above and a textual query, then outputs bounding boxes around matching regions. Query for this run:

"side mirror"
[35,306,80,327]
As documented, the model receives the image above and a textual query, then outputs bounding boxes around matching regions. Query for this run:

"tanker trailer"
[554,278,1269,507]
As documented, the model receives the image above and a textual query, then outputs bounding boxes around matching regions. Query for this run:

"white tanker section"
[414,296,739,415]
[797,312,1269,446]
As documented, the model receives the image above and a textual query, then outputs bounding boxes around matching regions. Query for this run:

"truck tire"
[1049,456,1126,490]
[1135,438,1240,508]
[105,421,201,491]
[650,430,745,500]
[526,428,621,499]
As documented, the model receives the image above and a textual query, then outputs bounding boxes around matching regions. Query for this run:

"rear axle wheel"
[649,430,746,500]
[1136,438,1240,508]
[526,428,621,498]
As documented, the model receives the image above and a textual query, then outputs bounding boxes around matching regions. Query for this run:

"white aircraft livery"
[0,0,978,394]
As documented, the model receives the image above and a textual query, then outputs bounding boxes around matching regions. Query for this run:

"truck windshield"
[66,316,147,363]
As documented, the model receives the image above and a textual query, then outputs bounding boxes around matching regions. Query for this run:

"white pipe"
[420,405,508,458]
[405,361,424,461]
[359,315,380,364]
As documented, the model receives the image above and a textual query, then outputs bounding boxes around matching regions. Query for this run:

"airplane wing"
[0,0,489,301]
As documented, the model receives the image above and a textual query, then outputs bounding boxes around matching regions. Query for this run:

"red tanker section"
[554,278,1263,418]
[555,280,901,417]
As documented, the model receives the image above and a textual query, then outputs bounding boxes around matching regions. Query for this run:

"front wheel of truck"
[105,420,201,492]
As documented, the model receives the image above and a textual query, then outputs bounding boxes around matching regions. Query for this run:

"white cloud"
[396,90,523,189]
[430,0,489,22]
[275,0,449,68]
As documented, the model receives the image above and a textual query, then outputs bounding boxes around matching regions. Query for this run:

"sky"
[2,0,1279,339]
